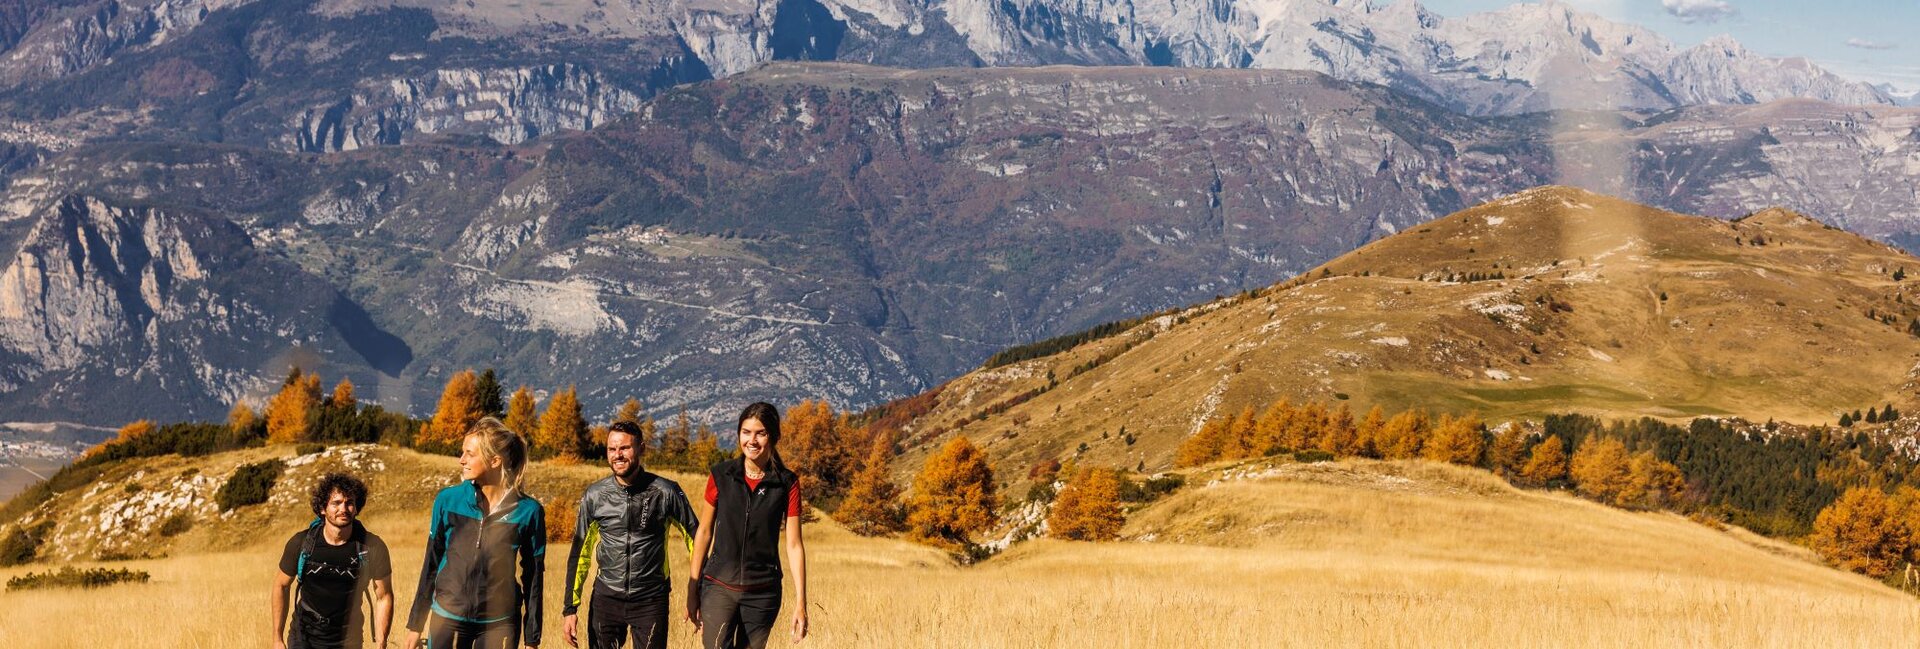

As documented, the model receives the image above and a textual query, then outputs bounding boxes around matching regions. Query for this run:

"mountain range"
[4,63,1920,431]
[0,0,1895,166]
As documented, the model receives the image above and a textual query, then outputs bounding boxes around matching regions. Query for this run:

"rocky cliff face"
[3,64,1916,428]
[0,0,1896,166]
[0,192,406,424]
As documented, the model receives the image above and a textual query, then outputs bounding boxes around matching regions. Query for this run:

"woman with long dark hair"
[685,402,810,648]
[402,418,547,649]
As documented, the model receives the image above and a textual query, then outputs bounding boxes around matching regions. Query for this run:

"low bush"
[1117,474,1185,503]
[158,513,194,537]
[215,459,285,511]
[0,524,46,566]
[6,566,150,591]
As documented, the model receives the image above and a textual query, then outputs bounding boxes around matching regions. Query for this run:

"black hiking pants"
[698,581,781,649]
[589,588,671,649]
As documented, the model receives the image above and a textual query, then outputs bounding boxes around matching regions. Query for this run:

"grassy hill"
[878,186,1920,480]
[1,444,1915,647]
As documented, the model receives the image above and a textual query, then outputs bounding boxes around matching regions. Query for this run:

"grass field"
[2,450,1915,648]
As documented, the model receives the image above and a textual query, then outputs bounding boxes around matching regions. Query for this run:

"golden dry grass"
[3,451,1916,648]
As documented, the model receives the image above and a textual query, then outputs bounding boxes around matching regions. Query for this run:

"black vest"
[702,458,796,589]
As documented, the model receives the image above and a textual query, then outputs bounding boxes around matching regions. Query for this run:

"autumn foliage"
[266,369,323,444]
[504,386,539,438]
[1048,467,1125,542]
[907,436,998,547]
[420,369,483,451]
[534,385,588,459]
[1811,487,1909,578]
[835,439,906,536]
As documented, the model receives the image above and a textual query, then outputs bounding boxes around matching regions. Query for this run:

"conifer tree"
[835,439,906,536]
[1620,451,1687,509]
[86,420,156,458]
[786,400,855,499]
[658,408,693,467]
[1422,413,1486,466]
[535,385,588,459]
[615,398,644,425]
[421,370,483,450]
[1252,400,1292,455]
[475,368,506,419]
[1355,406,1387,458]
[504,386,538,437]
[688,423,725,472]
[1373,409,1429,460]
[267,369,323,444]
[1812,487,1909,578]
[1048,467,1125,542]
[907,436,999,547]
[1570,436,1633,502]
[1318,404,1361,456]
[1488,425,1531,478]
[228,402,260,435]
[329,378,356,410]
[1223,406,1258,459]
[1175,417,1232,467]
[1289,402,1327,452]
[1519,435,1569,486]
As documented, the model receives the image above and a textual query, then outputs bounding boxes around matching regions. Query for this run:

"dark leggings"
[699,582,781,649]
[589,589,670,649]
[423,613,518,649]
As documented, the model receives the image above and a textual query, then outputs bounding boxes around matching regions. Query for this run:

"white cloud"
[1662,0,1736,24]
[1846,38,1897,51]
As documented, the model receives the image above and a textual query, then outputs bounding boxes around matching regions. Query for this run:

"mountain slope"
[881,186,1920,475]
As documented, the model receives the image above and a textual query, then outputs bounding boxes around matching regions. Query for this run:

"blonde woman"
[402,418,547,649]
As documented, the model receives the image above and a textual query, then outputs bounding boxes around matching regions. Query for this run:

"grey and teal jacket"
[405,481,546,645]
[562,471,699,613]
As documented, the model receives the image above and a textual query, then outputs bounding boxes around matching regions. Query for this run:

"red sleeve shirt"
[704,474,803,517]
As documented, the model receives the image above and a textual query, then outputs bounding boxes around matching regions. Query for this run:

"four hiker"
[272,405,812,649]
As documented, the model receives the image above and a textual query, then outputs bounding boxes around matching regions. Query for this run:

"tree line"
[1175,397,1920,587]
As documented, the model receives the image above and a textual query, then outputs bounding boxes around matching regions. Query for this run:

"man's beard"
[612,459,639,480]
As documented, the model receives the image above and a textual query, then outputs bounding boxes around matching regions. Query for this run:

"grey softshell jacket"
[562,471,699,613]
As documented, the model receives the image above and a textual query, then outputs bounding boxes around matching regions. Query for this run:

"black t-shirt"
[278,525,392,624]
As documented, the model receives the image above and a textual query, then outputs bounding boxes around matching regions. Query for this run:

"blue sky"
[1420,0,1920,92]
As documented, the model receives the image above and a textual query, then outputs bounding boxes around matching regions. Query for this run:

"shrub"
[0,524,47,566]
[215,459,286,511]
[158,513,194,538]
[6,566,150,591]
[296,443,327,456]
[1116,474,1185,503]
[1294,449,1337,463]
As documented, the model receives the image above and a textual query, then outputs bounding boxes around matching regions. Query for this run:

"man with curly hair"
[272,472,394,649]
